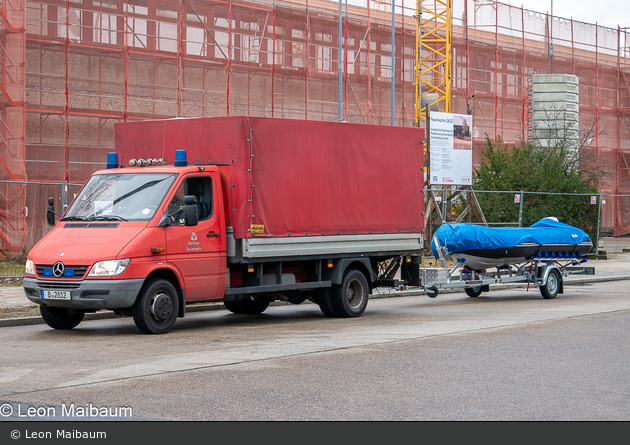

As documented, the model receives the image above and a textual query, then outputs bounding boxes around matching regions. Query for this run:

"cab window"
[167,176,213,224]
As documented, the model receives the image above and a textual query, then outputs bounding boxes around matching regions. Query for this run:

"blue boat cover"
[431,218,592,257]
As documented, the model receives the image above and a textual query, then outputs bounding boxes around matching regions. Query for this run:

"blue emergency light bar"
[106,152,119,169]
[174,149,187,166]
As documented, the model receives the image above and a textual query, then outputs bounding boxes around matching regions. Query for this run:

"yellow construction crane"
[416,0,452,126]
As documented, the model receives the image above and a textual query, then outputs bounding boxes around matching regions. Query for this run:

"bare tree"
[526,108,607,188]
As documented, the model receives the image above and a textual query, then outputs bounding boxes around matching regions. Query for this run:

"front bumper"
[23,277,145,310]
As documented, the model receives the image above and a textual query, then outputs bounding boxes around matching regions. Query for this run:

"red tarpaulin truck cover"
[115,116,425,239]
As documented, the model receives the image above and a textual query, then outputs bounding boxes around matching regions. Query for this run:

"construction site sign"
[428,111,473,186]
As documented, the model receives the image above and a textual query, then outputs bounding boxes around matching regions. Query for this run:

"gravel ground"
[0,277,23,286]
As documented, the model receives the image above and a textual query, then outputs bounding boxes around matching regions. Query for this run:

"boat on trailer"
[420,218,595,300]
[430,217,593,271]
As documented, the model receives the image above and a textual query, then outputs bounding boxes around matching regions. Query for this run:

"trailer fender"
[330,258,374,286]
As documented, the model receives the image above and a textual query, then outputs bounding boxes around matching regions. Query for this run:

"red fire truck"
[23,117,425,334]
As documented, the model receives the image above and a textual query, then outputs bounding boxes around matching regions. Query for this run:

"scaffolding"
[0,0,629,256]
[0,0,26,254]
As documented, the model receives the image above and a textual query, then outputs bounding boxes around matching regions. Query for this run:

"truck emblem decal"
[187,231,202,251]
[53,261,65,277]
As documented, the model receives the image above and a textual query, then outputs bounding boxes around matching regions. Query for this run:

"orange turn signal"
[151,247,166,254]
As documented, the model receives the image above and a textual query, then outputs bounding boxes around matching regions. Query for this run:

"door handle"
[206,232,220,237]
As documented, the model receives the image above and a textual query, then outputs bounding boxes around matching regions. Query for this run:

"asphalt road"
[0,280,629,421]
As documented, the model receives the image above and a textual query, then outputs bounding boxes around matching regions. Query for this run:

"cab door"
[165,172,226,301]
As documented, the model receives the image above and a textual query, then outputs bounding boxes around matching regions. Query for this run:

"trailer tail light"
[327,260,333,268]
[248,265,255,273]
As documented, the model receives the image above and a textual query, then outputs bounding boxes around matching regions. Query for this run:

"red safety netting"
[1,0,629,257]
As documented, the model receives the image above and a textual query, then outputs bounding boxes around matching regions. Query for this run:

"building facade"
[1,0,629,255]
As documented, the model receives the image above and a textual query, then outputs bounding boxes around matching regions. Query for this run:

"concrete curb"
[2,274,629,329]
[0,300,227,328]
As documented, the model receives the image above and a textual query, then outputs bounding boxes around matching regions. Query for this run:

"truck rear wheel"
[40,305,84,330]
[223,299,240,314]
[332,269,369,318]
[317,288,341,318]
[132,279,179,334]
[234,295,269,315]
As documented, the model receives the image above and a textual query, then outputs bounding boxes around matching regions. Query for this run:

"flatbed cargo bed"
[233,233,424,262]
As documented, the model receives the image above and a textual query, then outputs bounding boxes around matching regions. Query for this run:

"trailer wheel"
[132,279,179,334]
[332,269,369,318]
[426,286,439,298]
[40,306,84,330]
[465,286,483,298]
[540,269,561,300]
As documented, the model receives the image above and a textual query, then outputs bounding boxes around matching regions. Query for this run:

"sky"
[516,0,629,30]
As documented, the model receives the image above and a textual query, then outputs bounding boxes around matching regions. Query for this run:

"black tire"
[426,286,439,298]
[235,295,270,314]
[540,269,561,300]
[132,279,179,334]
[317,288,341,318]
[286,292,307,305]
[465,286,483,298]
[40,305,84,330]
[331,269,369,318]
[223,299,241,314]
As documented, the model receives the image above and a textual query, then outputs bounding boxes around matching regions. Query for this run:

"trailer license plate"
[41,290,71,300]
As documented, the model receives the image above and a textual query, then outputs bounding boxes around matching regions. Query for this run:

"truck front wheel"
[332,269,369,318]
[132,279,179,334]
[40,305,84,330]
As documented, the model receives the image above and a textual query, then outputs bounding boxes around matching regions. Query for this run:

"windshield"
[63,172,177,222]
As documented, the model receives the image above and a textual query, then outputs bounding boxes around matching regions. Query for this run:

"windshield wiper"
[60,216,88,221]
[113,177,170,206]
[89,215,128,222]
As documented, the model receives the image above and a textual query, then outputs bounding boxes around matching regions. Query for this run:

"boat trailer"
[421,236,596,299]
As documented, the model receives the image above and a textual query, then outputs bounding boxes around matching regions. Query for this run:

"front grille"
[36,265,89,279]
[37,281,82,290]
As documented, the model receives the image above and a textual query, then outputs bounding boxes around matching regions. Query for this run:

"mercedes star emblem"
[52,261,65,277]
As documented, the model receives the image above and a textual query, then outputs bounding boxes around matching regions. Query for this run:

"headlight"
[88,259,131,277]
[25,259,35,275]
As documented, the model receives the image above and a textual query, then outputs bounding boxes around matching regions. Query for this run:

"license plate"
[41,290,71,300]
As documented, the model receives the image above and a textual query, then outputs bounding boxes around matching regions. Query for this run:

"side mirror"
[183,195,198,226]
[46,197,56,226]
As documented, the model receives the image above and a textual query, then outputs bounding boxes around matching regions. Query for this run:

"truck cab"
[23,155,229,334]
